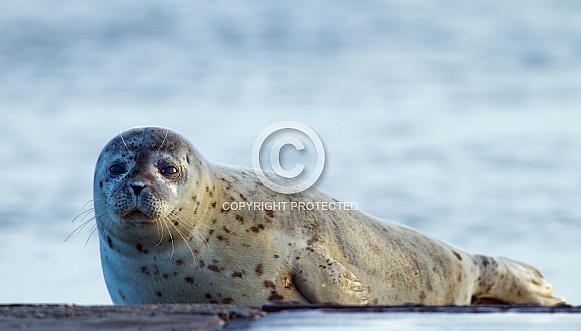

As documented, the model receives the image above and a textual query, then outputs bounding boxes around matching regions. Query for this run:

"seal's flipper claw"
[291,247,369,305]
[472,255,567,306]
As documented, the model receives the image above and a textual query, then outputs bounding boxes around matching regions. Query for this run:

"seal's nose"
[130,184,146,196]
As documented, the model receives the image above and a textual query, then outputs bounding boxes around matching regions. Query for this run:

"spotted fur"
[94,127,567,306]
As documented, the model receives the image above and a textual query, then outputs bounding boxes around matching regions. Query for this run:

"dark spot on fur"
[99,181,103,188]
[453,251,462,261]
[235,214,244,223]
[373,298,379,305]
[419,291,426,302]
[481,256,489,267]
[205,293,212,299]
[268,291,284,301]
[295,256,300,260]
[211,201,216,208]
[208,265,220,272]
[156,291,163,297]
[305,247,315,253]
[231,271,243,278]
[185,276,194,284]
[223,226,231,233]
[239,193,247,201]
[192,196,197,201]
[199,260,205,268]
[209,229,215,235]
[163,274,169,279]
[176,258,184,266]
[136,243,148,254]
[307,236,319,246]
[118,290,126,301]
[255,263,264,276]
[250,224,265,233]
[273,254,279,258]
[211,219,218,224]
[222,298,233,304]
[140,266,149,275]
[173,221,179,226]
[106,236,113,249]
[264,280,276,289]
[265,209,274,218]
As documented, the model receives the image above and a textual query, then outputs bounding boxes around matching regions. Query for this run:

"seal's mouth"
[121,210,157,223]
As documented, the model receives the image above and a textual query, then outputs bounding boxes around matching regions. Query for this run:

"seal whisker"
[160,218,176,259]
[168,213,211,253]
[119,128,131,154]
[195,220,213,231]
[196,231,210,253]
[94,203,116,238]
[154,217,165,247]
[171,212,210,254]
[169,209,212,233]
[72,208,94,223]
[85,224,99,246]
[157,128,170,153]
[65,216,95,242]
[164,216,197,263]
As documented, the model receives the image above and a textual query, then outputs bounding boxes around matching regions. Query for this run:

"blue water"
[1,1,580,305]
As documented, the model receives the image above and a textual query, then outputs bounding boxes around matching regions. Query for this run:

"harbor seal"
[93,127,567,306]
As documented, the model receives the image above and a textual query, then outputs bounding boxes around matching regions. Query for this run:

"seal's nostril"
[130,184,146,195]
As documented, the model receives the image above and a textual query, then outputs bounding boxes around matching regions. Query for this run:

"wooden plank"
[0,304,263,331]
[2,304,581,331]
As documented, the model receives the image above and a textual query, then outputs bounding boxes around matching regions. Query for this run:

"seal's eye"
[160,166,179,177]
[108,164,126,177]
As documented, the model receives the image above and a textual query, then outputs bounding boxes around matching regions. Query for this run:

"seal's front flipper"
[291,248,369,305]
[472,255,568,306]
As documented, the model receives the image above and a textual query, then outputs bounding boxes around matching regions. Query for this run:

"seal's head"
[93,127,209,238]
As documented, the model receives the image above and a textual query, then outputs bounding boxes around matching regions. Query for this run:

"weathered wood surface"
[0,304,263,331]
[1,303,580,331]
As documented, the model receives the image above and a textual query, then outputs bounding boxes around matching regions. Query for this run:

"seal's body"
[94,127,566,306]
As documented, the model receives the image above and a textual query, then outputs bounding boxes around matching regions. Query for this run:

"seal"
[93,127,567,306]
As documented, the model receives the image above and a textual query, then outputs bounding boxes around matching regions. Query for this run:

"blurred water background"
[0,1,580,305]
